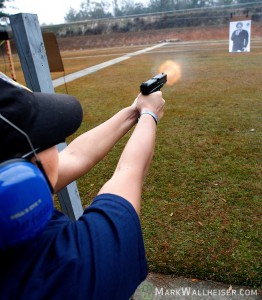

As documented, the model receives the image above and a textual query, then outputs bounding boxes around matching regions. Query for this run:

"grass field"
[1,38,261,287]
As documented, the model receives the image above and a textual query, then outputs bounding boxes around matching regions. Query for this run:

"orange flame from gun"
[158,60,181,86]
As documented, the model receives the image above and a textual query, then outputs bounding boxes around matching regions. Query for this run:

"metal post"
[9,13,83,220]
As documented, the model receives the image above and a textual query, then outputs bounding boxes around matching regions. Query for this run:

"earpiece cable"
[0,113,53,193]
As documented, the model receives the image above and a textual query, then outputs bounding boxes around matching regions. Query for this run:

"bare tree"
[65,0,112,22]
[0,0,12,18]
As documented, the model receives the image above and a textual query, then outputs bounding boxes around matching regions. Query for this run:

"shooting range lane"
[52,43,168,88]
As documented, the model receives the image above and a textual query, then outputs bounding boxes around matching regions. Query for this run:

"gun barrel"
[140,73,167,95]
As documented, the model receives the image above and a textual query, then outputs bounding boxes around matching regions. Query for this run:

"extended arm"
[55,105,139,192]
[98,92,165,214]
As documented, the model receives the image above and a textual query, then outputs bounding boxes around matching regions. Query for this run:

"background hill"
[54,23,262,50]
[40,5,262,50]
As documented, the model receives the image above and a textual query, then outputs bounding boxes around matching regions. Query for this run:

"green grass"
[2,39,261,287]
[56,41,262,288]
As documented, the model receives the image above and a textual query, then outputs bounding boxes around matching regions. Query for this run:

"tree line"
[0,0,8,18]
[0,0,260,23]
[64,0,261,22]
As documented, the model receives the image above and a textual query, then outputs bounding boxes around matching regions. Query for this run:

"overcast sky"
[4,0,149,25]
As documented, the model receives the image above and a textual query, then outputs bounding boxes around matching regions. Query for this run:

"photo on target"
[229,20,251,53]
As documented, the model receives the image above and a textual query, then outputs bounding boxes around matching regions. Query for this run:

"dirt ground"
[57,23,262,50]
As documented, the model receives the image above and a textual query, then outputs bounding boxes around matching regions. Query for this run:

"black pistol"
[140,73,167,95]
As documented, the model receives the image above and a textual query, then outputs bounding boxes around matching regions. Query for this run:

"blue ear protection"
[0,113,54,250]
[0,158,54,250]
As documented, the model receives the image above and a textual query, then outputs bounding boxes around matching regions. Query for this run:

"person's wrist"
[139,110,158,125]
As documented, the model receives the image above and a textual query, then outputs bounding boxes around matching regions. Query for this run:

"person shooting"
[0,71,165,300]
